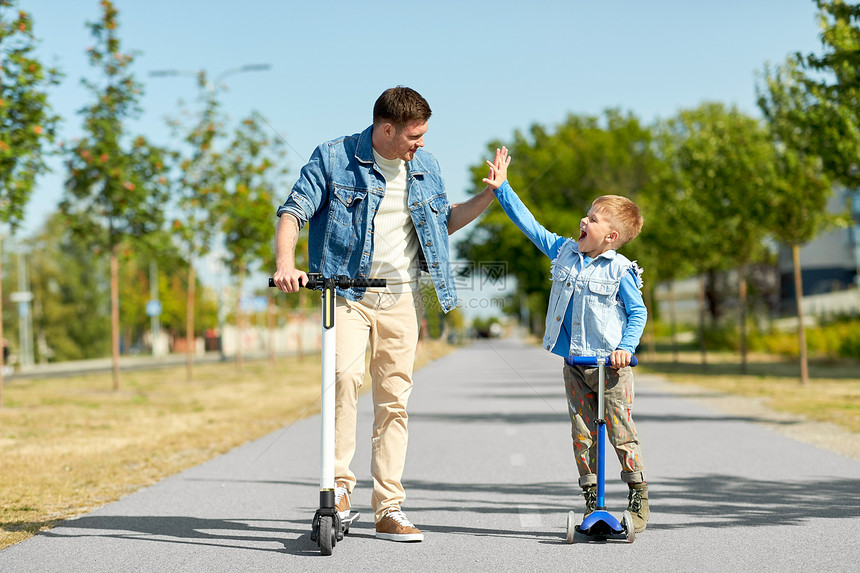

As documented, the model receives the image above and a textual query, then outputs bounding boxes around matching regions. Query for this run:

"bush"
[750,319,860,359]
[699,322,739,351]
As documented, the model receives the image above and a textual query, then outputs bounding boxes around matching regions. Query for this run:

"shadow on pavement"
[650,473,860,529]
[415,409,802,427]
[25,472,858,554]
[36,515,324,556]
[404,474,860,531]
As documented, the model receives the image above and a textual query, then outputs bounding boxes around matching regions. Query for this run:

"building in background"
[777,188,859,314]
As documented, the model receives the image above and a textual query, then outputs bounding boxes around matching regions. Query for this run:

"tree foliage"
[62,1,169,246]
[0,0,60,230]
[792,0,860,187]
[457,109,662,322]
[758,62,836,248]
[756,2,851,384]
[117,237,217,342]
[219,113,287,279]
[26,214,110,362]
[168,70,225,268]
[61,0,169,389]
[0,0,61,406]
[657,103,777,272]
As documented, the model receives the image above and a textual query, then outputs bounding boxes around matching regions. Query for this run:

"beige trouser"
[333,289,423,522]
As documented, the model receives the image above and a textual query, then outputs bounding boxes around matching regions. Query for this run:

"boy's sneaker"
[582,485,597,516]
[334,481,350,520]
[627,482,649,533]
[375,507,424,542]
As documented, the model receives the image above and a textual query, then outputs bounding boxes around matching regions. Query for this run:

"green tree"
[458,110,657,336]
[166,70,225,381]
[117,234,217,354]
[633,135,698,360]
[62,0,169,390]
[0,0,60,406]
[758,59,838,385]
[219,113,286,369]
[27,211,111,362]
[20,211,215,365]
[793,0,860,188]
[765,0,860,384]
[658,103,777,368]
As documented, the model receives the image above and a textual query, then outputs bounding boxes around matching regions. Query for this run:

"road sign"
[146,300,162,317]
[10,291,33,303]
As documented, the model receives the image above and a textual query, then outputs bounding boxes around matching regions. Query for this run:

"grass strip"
[641,351,860,434]
[0,340,454,550]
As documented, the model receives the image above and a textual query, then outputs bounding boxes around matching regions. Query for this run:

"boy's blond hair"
[591,195,644,247]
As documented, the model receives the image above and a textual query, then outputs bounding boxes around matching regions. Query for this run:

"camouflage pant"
[563,363,645,487]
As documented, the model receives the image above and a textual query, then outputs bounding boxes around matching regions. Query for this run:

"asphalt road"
[2,338,859,572]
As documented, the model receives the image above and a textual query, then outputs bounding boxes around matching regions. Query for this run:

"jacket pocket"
[426,194,450,233]
[427,194,449,214]
[587,280,615,297]
[331,185,368,227]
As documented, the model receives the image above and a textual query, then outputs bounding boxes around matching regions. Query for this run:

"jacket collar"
[356,125,375,164]
[572,241,618,261]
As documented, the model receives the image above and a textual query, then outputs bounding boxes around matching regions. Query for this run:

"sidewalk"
[2,338,859,572]
[6,349,304,379]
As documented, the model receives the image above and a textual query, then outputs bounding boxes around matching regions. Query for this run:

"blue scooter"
[564,355,638,544]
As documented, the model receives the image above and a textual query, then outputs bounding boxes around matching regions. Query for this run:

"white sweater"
[369,149,420,291]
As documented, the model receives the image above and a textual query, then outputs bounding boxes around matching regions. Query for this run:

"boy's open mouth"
[578,229,587,241]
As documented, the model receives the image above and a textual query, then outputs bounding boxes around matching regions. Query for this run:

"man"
[272,86,494,542]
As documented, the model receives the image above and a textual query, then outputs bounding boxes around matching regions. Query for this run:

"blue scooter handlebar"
[565,355,638,367]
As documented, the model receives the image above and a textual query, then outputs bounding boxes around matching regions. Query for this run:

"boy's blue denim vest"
[277,125,457,312]
[543,239,643,358]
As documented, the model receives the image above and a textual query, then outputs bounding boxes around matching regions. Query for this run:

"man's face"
[387,119,428,161]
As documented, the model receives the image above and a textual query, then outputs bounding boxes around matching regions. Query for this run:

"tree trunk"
[0,234,5,409]
[669,280,679,363]
[792,245,809,385]
[698,274,707,365]
[186,263,196,383]
[739,267,748,375]
[643,281,656,360]
[236,262,246,371]
[111,244,121,391]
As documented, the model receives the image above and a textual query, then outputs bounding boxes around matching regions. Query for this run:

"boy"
[482,147,650,532]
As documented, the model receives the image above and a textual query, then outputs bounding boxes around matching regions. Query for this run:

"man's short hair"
[373,86,432,126]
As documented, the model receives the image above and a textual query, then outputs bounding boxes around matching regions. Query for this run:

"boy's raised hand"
[482,146,511,190]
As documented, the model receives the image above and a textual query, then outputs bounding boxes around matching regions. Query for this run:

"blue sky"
[18,0,823,273]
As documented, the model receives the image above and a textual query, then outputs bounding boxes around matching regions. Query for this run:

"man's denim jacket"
[493,181,646,358]
[276,125,457,312]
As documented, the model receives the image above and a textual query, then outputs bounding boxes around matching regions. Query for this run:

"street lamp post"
[150,63,271,95]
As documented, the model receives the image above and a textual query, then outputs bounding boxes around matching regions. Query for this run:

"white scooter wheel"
[622,510,636,543]
[566,510,577,544]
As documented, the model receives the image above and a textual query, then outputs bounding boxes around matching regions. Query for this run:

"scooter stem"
[320,280,336,491]
[596,361,607,510]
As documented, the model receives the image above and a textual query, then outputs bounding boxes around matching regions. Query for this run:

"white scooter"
[270,274,385,555]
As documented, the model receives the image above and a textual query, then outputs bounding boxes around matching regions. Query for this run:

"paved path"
[2,338,859,572]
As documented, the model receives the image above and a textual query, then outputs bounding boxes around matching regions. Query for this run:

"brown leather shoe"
[375,507,424,542]
[335,482,350,520]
